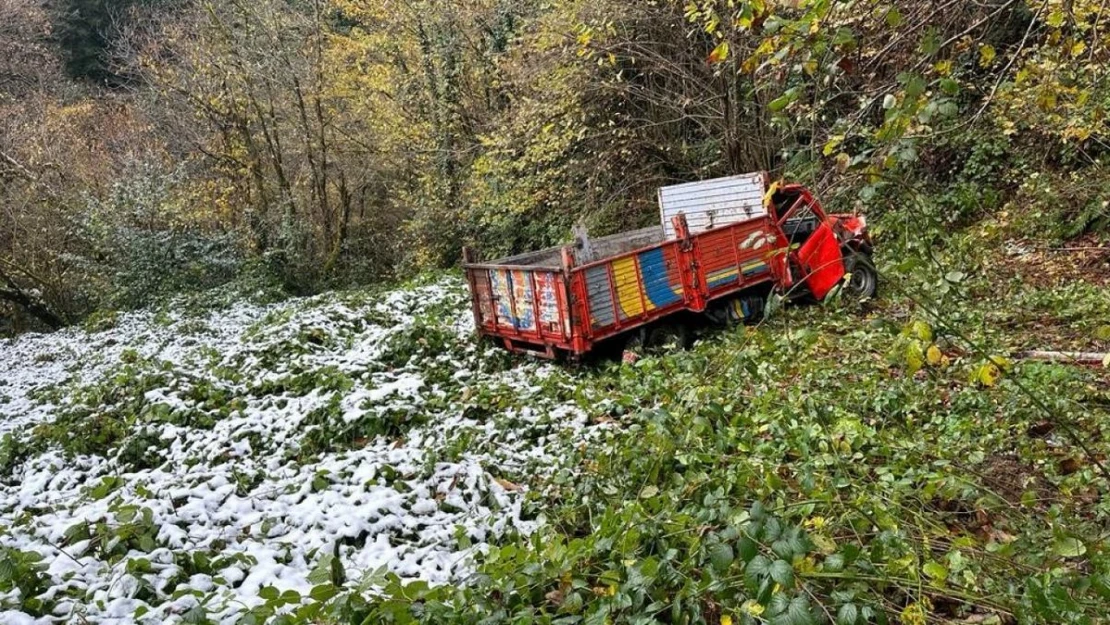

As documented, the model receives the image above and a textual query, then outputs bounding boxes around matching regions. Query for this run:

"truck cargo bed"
[463,216,781,358]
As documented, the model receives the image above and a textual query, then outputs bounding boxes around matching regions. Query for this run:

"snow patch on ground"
[0,280,591,623]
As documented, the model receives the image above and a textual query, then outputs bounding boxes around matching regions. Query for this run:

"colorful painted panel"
[585,265,616,328]
[706,266,740,288]
[489,269,513,328]
[601,247,687,323]
[535,272,561,326]
[489,269,537,331]
[706,260,769,288]
[638,247,684,310]
[702,223,776,291]
[611,256,645,318]
[472,271,494,325]
[511,270,536,332]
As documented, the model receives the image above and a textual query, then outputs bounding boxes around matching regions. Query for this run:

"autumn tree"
[142,0,411,287]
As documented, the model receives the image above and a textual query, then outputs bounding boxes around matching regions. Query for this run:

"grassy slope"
[360,209,1110,624]
[1,213,1108,624]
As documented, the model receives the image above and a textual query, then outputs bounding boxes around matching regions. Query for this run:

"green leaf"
[259,585,280,601]
[884,7,902,28]
[769,89,799,112]
[64,522,88,545]
[904,74,926,98]
[906,341,925,374]
[183,606,208,624]
[0,557,15,582]
[923,561,948,583]
[280,589,301,605]
[771,596,815,625]
[770,559,794,587]
[832,27,856,50]
[771,528,809,561]
[919,27,942,55]
[307,558,332,585]
[745,554,772,587]
[908,320,933,342]
[708,542,735,571]
[585,604,610,625]
[1053,536,1087,558]
[750,501,767,521]
[738,536,759,563]
[310,583,339,603]
[837,603,859,625]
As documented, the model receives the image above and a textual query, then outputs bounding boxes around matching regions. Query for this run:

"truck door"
[771,186,846,300]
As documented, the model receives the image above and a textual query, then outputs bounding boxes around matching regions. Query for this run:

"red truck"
[462,173,874,358]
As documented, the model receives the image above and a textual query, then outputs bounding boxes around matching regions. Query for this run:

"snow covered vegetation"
[0,278,591,623]
[3,272,1110,625]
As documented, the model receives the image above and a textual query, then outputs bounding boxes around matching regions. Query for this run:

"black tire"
[843,252,878,301]
[623,328,647,352]
[646,322,691,351]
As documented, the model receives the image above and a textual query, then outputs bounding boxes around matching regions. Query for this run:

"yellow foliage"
[978,44,996,67]
[926,345,943,367]
[741,600,765,616]
[900,600,930,625]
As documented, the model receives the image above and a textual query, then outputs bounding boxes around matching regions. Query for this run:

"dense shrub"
[79,162,244,309]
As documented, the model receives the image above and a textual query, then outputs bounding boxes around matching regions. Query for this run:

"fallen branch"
[1016,350,1109,365]
[0,149,38,182]
[0,267,64,330]
[1041,246,1109,253]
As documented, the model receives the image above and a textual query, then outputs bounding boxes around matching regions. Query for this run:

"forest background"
[1,0,1107,332]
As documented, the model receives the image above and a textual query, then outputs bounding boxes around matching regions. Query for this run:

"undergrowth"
[2,190,1108,624]
[309,304,1109,625]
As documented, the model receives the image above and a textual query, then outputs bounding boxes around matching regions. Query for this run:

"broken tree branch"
[0,266,64,330]
[1016,350,1109,365]
[0,149,38,182]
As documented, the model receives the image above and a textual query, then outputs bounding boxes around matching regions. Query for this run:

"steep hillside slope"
[0,279,593,622]
[1,260,1108,624]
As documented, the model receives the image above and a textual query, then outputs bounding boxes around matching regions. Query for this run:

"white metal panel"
[659,172,768,239]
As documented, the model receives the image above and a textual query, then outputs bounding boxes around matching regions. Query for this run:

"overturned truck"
[463,173,874,358]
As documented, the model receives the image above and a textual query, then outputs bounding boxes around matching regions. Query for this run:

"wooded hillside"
[1,0,1107,329]
[2,3,1110,624]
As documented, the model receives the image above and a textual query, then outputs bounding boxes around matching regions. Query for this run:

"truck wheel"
[647,322,691,351]
[844,252,878,300]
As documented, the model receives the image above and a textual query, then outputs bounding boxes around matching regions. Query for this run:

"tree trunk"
[0,267,64,330]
